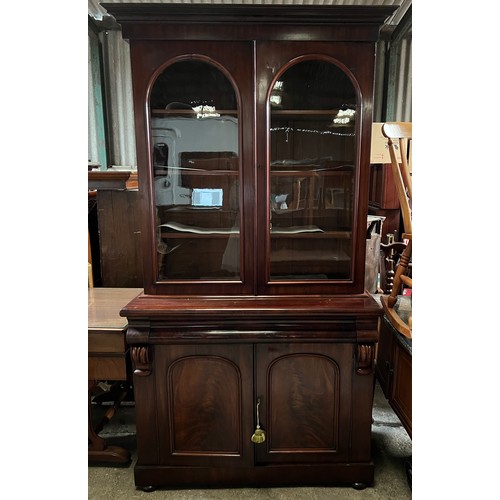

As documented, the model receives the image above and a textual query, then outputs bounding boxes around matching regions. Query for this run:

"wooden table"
[88,287,142,464]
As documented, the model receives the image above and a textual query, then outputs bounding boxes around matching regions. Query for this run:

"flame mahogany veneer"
[103,3,397,491]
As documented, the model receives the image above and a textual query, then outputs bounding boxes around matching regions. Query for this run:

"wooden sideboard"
[123,294,382,489]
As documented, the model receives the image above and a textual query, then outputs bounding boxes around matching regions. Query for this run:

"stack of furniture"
[375,121,412,488]
[380,122,412,338]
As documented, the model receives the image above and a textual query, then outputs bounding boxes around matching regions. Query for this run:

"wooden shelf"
[271,168,352,176]
[180,169,239,176]
[271,230,351,239]
[152,109,238,116]
[88,170,138,190]
[159,229,351,239]
[160,232,239,239]
[272,109,340,115]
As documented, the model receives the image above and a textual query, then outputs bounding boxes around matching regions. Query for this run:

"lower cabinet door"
[254,343,354,464]
[154,344,254,467]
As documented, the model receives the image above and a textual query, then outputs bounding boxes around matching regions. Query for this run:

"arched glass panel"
[150,60,240,281]
[269,59,357,281]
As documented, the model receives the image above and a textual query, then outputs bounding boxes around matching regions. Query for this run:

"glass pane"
[150,60,240,281]
[269,60,356,281]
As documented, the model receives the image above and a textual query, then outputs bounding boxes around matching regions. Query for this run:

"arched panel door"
[254,343,353,464]
[155,344,254,467]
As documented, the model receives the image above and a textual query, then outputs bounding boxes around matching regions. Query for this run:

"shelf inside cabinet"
[177,169,239,176]
[270,229,351,238]
[272,109,339,115]
[271,109,348,118]
[160,232,239,239]
[160,221,240,237]
[270,169,353,177]
[152,109,238,116]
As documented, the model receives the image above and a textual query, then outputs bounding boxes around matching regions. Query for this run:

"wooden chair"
[379,238,408,295]
[380,122,412,338]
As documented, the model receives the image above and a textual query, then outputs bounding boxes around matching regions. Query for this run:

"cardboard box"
[370,123,402,164]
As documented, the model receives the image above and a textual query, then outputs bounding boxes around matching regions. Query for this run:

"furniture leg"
[88,380,131,465]
[387,239,411,308]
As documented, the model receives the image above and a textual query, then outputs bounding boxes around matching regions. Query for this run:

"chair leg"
[387,240,412,308]
[380,239,412,338]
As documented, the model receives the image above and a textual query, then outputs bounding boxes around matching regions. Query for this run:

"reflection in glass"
[269,60,357,281]
[150,60,240,281]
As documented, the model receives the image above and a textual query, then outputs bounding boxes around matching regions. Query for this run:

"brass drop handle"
[251,398,266,444]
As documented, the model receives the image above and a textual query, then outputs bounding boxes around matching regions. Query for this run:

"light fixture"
[192,105,220,119]
[270,80,284,107]
[332,107,356,126]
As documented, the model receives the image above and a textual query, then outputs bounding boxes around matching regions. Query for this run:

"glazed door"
[130,41,255,295]
[254,343,354,464]
[154,344,254,467]
[255,41,375,295]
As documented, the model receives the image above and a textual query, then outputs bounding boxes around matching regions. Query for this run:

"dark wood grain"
[101,3,396,490]
[255,343,353,464]
[96,190,143,287]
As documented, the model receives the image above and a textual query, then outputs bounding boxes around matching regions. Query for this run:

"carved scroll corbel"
[131,346,151,377]
[127,326,151,376]
[356,344,375,375]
